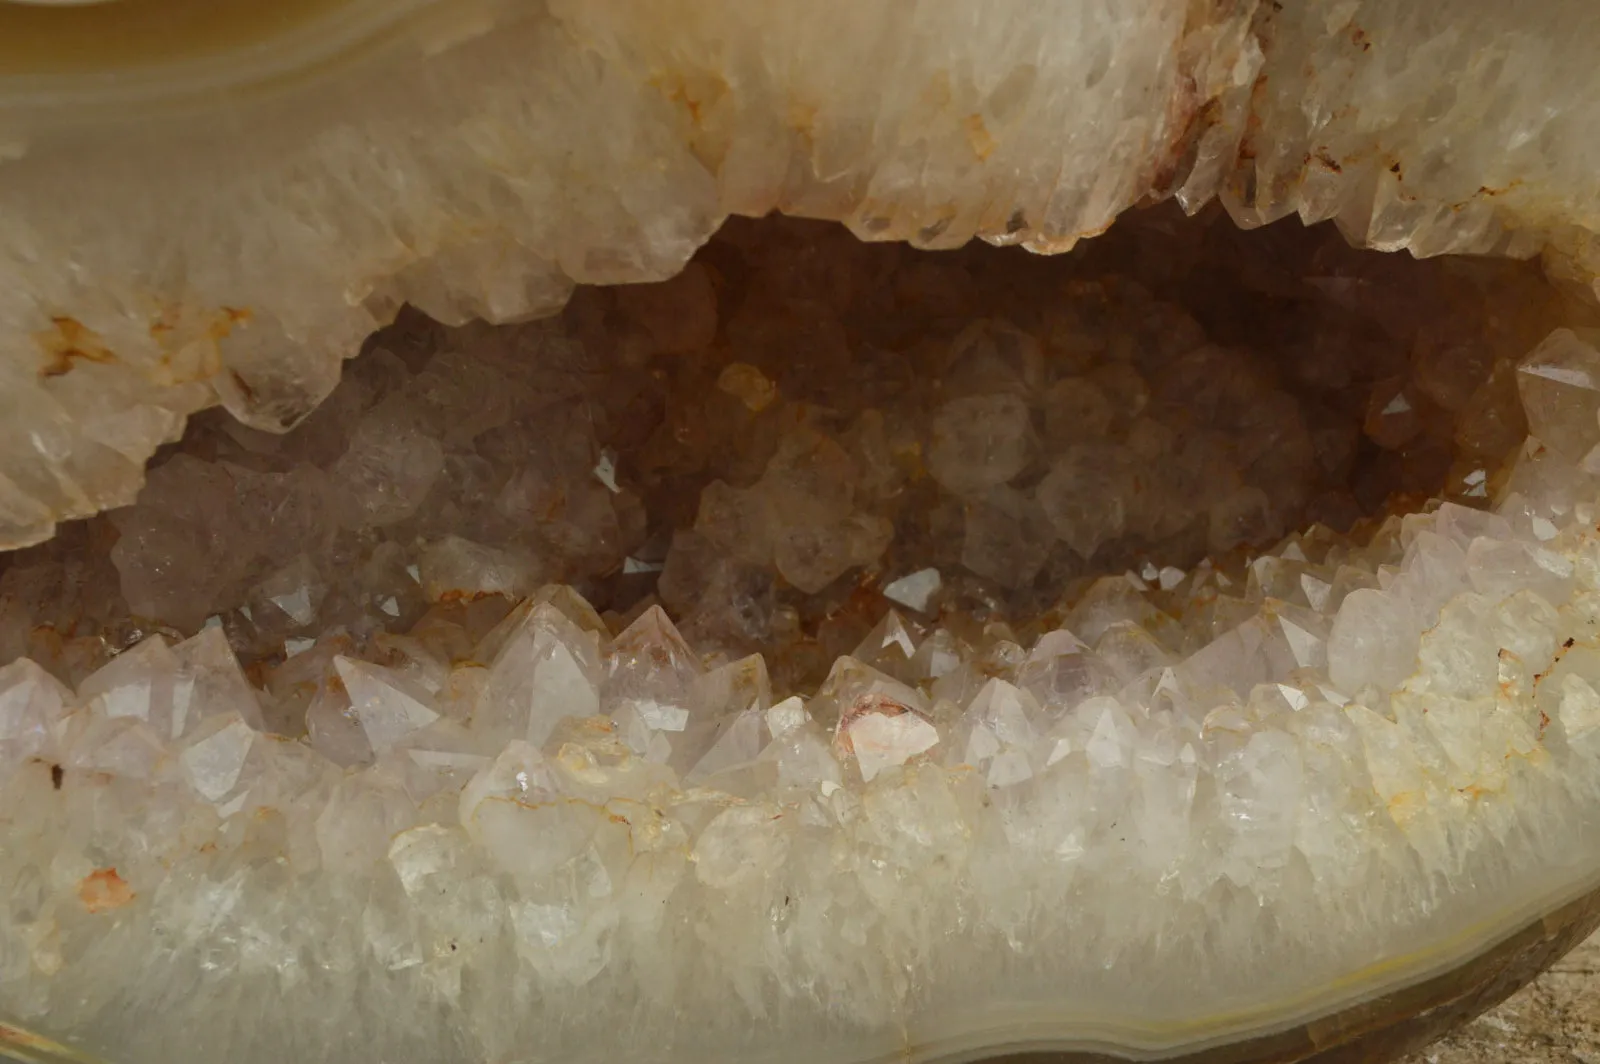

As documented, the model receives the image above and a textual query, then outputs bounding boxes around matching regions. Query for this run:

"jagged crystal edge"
[6,444,1600,1063]
[7,0,1600,544]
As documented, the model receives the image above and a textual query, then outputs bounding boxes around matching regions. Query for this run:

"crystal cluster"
[7,0,1600,547]
[5,211,1566,689]
[0,213,1598,1063]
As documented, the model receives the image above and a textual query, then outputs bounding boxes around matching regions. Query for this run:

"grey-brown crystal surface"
[7,4,1600,1064]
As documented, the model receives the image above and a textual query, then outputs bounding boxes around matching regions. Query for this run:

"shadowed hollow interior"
[0,205,1582,693]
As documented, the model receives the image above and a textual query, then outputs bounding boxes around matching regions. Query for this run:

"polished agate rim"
[873,866,1600,1064]
[963,884,1600,1063]
[918,874,1600,1063]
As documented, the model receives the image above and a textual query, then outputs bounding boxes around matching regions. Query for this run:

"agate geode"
[4,4,1600,1064]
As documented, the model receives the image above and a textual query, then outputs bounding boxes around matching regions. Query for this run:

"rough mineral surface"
[2,212,1600,1063]
[1401,931,1600,1064]
[6,1,1600,543]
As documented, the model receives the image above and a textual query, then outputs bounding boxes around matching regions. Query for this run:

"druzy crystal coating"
[8,3,1600,1063]
[3,213,1600,1064]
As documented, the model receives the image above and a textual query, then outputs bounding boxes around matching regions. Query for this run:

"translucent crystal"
[1037,444,1135,560]
[1328,588,1418,694]
[603,606,702,761]
[334,657,441,753]
[960,485,1056,588]
[171,626,263,737]
[1015,630,1119,717]
[692,804,790,890]
[850,610,921,681]
[419,536,541,603]
[77,636,176,730]
[927,394,1035,495]
[1517,329,1600,462]
[674,653,772,779]
[948,678,1042,788]
[178,716,256,803]
[477,603,602,748]
[881,568,942,613]
[0,658,70,775]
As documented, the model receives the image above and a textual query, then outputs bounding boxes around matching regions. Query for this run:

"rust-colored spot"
[1387,791,1423,822]
[649,72,729,132]
[49,763,62,790]
[36,315,116,378]
[150,304,253,347]
[1477,180,1524,198]
[228,369,258,404]
[1314,151,1343,173]
[963,113,996,161]
[78,867,135,914]
[1540,711,1552,734]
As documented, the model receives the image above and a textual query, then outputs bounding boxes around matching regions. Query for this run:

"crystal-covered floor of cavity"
[5,217,1600,1063]
[8,470,1600,1064]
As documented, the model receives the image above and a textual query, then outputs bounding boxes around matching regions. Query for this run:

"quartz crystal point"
[477,601,603,748]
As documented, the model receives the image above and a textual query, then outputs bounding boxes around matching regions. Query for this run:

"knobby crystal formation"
[2,213,1600,1064]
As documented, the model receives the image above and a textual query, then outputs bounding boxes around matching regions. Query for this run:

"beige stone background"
[1400,932,1600,1064]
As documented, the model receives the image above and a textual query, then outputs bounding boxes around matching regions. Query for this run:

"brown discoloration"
[435,589,502,605]
[1140,0,1263,202]
[651,73,730,131]
[1400,932,1600,1064]
[36,316,115,378]
[1476,181,1524,199]
[228,368,258,404]
[77,868,134,914]
[146,304,247,385]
